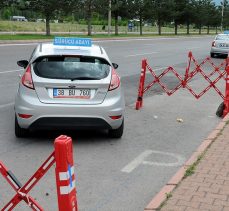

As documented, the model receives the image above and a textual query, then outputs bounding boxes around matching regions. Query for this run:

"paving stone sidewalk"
[145,115,229,211]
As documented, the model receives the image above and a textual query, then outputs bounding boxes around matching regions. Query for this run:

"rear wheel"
[108,120,124,138]
[216,102,225,118]
[15,116,28,138]
[210,53,215,58]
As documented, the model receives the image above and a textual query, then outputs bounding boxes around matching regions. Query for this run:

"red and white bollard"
[136,59,147,110]
[223,64,229,117]
[54,135,78,211]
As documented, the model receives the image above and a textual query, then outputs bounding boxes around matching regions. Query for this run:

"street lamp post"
[108,0,111,35]
[221,0,225,32]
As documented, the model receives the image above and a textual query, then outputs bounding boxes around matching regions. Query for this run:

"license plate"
[53,88,91,99]
[220,43,229,47]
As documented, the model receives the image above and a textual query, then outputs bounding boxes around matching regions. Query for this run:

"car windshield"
[216,35,229,41]
[33,55,111,80]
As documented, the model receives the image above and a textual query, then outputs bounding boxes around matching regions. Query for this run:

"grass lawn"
[0,20,219,40]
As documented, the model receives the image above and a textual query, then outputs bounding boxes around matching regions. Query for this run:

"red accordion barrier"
[0,135,78,211]
[136,52,229,117]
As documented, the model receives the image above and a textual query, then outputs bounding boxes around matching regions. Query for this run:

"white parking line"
[125,52,158,57]
[121,150,185,173]
[121,150,153,173]
[0,69,23,74]
[0,102,14,109]
[145,67,166,72]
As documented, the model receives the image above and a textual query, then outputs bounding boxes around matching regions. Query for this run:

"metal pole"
[221,0,225,32]
[108,0,111,35]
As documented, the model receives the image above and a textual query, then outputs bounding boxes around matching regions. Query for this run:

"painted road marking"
[0,69,22,74]
[125,52,158,57]
[121,150,185,173]
[0,102,14,109]
[146,67,166,72]
[121,150,152,173]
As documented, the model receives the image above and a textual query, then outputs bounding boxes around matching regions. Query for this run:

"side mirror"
[17,60,29,69]
[112,63,119,69]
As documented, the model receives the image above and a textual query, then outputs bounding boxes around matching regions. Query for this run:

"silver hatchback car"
[15,37,125,138]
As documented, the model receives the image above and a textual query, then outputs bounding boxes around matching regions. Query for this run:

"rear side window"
[33,56,111,80]
[216,35,229,41]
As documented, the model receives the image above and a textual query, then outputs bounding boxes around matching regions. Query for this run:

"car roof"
[216,33,229,36]
[215,33,229,38]
[31,42,111,64]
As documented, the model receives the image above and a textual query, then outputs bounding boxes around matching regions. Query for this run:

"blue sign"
[54,37,92,47]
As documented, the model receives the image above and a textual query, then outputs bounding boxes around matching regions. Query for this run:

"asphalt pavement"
[0,36,226,210]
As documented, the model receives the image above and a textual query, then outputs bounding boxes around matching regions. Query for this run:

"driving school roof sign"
[54,37,92,47]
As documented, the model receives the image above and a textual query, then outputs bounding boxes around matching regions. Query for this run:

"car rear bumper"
[15,85,125,130]
[211,47,229,55]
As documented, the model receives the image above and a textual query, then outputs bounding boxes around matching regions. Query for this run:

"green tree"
[203,1,218,34]
[112,0,128,35]
[192,0,214,34]
[222,0,229,30]
[25,0,77,35]
[172,0,190,35]
[130,0,145,35]
[0,0,18,19]
[150,0,174,35]
[79,0,101,36]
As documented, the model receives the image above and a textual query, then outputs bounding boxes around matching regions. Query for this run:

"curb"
[144,114,229,210]
[0,35,214,45]
[0,37,149,45]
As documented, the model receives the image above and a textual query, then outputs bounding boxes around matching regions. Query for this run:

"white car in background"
[210,32,229,58]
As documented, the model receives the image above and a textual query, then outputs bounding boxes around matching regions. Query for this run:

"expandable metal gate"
[136,51,229,117]
[0,135,78,211]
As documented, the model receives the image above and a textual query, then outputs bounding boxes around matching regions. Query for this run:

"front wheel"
[108,120,124,138]
[15,116,29,138]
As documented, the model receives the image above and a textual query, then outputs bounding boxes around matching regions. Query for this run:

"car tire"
[15,116,28,138]
[216,102,225,118]
[108,119,124,138]
[210,53,214,58]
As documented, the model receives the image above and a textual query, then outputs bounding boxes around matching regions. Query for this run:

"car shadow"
[17,129,120,144]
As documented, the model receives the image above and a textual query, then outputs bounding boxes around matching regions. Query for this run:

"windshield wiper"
[70,76,100,81]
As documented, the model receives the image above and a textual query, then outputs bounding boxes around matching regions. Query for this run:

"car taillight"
[109,69,120,91]
[21,65,34,90]
[18,113,33,119]
[212,41,216,47]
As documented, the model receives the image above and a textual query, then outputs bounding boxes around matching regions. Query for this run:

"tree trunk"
[199,24,201,34]
[187,20,190,35]
[45,16,51,36]
[175,20,178,35]
[87,19,92,36]
[140,12,143,36]
[158,19,161,35]
[115,13,118,35]
[207,25,210,34]
[216,26,218,34]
